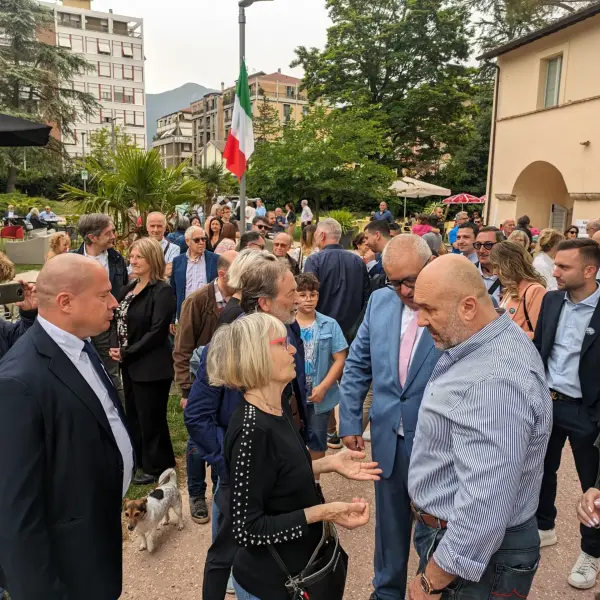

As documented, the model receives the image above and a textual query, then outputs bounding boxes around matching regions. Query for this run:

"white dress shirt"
[37,316,134,495]
[533,252,558,291]
[83,245,109,274]
[161,237,181,264]
[398,305,424,436]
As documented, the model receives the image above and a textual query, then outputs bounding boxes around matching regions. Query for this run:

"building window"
[283,104,292,122]
[286,86,295,98]
[114,86,134,103]
[58,33,83,51]
[122,43,134,58]
[58,12,82,29]
[100,85,112,101]
[98,62,111,77]
[302,105,309,117]
[97,39,111,55]
[544,55,562,108]
[86,16,109,33]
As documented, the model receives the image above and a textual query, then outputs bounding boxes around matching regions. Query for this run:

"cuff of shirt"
[433,538,488,582]
[365,260,377,270]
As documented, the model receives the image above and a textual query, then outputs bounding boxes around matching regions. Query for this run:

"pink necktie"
[399,312,419,387]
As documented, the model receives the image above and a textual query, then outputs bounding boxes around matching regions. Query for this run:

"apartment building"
[39,0,146,158]
[152,108,193,168]
[191,70,309,167]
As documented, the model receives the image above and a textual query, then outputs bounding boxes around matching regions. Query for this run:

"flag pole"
[239,4,247,233]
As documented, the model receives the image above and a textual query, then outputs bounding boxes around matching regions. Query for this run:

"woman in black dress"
[285,202,297,238]
[207,313,379,600]
[110,237,177,486]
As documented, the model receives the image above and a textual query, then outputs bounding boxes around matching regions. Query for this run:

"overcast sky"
[91,0,331,94]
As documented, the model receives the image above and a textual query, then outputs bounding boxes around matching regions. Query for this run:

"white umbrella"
[390,177,451,219]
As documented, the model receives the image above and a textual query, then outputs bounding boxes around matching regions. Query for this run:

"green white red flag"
[223,60,254,179]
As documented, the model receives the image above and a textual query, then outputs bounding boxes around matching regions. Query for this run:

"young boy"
[295,273,348,468]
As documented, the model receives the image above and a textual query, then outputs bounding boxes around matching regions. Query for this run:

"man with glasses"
[170,226,218,320]
[273,232,300,275]
[339,235,441,600]
[475,226,504,304]
[252,216,273,252]
[238,231,266,251]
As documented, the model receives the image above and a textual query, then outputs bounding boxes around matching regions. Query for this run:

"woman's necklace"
[245,392,283,416]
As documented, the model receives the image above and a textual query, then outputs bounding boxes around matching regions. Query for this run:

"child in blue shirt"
[295,273,348,467]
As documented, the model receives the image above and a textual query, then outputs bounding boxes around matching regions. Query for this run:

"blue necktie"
[82,339,126,423]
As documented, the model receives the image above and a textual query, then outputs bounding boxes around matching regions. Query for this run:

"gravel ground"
[121,442,594,600]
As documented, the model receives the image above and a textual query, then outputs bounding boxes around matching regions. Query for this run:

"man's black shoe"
[190,496,210,524]
[132,472,157,486]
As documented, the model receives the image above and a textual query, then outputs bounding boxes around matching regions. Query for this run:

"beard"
[430,310,471,350]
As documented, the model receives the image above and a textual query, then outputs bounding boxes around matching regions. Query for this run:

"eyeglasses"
[385,257,429,292]
[473,241,498,251]
[191,237,207,244]
[270,337,292,350]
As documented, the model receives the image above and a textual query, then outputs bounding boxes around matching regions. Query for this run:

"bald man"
[0,254,134,600]
[339,235,441,600]
[146,211,180,277]
[407,255,552,600]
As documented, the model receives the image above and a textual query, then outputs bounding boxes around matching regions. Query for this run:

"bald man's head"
[592,231,600,245]
[37,253,118,339]
[414,254,497,349]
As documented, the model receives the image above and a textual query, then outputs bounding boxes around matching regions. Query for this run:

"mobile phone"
[0,282,25,304]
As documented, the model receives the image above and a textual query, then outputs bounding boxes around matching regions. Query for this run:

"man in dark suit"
[363,220,391,278]
[0,253,134,600]
[75,213,128,400]
[170,225,218,319]
[534,238,600,590]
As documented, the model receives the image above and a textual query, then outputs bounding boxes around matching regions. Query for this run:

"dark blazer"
[170,251,219,319]
[76,244,129,299]
[115,280,176,382]
[533,290,600,420]
[0,309,36,360]
[0,322,126,599]
[304,243,371,341]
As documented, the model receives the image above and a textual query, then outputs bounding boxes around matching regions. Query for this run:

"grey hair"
[316,218,342,241]
[176,216,190,232]
[78,213,113,245]
[587,219,600,233]
[456,211,468,219]
[301,199,308,207]
[382,233,432,265]
[227,249,274,290]
[185,225,205,240]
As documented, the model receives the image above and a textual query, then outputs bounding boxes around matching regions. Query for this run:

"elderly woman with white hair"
[209,312,379,600]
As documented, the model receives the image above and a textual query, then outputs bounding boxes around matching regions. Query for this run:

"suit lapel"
[402,329,435,392]
[582,302,600,357]
[543,294,564,360]
[389,301,403,394]
[32,324,117,446]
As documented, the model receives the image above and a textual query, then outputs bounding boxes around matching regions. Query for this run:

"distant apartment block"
[190,70,309,167]
[39,0,147,158]
[152,108,193,168]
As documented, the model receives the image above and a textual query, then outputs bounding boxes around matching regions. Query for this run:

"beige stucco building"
[482,4,600,232]
[152,108,193,168]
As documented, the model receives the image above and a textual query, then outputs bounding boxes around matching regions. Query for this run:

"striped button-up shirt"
[408,314,552,582]
[185,251,207,299]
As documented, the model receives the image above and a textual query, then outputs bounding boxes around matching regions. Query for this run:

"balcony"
[57,12,82,29]
[112,19,143,38]
[85,17,109,33]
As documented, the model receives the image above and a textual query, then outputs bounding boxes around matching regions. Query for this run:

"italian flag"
[224,60,254,179]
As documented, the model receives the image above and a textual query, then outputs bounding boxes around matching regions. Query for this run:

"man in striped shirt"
[407,255,552,600]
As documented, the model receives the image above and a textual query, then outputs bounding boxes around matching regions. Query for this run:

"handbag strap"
[522,285,534,332]
[488,277,501,296]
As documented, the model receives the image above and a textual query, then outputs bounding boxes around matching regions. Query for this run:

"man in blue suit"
[339,234,442,600]
[170,225,218,319]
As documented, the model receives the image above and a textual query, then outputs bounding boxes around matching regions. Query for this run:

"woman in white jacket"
[532,228,565,291]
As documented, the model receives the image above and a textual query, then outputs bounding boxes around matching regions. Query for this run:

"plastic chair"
[0,226,25,241]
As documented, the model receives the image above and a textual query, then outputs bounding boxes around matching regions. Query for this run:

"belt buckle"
[550,390,559,401]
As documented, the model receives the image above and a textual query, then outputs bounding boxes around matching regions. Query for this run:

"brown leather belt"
[550,389,581,404]
[411,502,448,529]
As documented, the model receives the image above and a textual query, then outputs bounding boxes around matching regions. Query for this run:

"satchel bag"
[268,521,348,600]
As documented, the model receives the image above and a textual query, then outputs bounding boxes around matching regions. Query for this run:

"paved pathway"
[121,443,592,599]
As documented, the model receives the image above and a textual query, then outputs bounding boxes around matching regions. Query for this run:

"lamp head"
[239,0,273,6]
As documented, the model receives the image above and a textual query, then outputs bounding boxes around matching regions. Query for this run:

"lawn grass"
[13,263,43,275]
[124,394,188,501]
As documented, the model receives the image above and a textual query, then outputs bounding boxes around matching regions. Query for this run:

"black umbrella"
[0,113,52,147]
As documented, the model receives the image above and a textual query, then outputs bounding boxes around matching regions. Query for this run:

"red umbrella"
[442,193,482,205]
[479,194,487,203]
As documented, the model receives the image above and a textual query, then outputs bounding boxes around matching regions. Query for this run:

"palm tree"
[60,147,205,235]
[187,163,239,214]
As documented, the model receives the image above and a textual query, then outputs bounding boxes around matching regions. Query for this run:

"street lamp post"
[81,131,87,193]
[238,0,273,231]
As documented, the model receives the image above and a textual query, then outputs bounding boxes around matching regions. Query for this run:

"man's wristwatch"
[420,573,445,595]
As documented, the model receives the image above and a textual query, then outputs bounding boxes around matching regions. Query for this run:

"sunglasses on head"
[473,241,497,250]
[192,237,207,243]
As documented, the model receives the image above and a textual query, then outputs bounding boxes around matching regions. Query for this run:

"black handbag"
[268,521,348,600]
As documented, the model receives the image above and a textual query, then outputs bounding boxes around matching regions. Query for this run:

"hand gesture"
[109,348,122,362]
[342,435,365,452]
[16,280,37,312]
[327,499,370,530]
[309,384,327,404]
[329,450,381,481]
[578,488,600,528]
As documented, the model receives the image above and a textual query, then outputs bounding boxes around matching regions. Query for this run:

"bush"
[324,209,356,235]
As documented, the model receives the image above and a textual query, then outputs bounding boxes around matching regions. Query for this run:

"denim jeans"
[232,577,261,600]
[413,517,540,599]
[186,437,218,498]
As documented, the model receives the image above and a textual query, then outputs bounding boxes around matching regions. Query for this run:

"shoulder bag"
[522,285,534,332]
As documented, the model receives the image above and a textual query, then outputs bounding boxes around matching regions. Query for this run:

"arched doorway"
[512,161,571,231]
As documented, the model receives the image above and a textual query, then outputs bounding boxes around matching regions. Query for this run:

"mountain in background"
[146,82,215,144]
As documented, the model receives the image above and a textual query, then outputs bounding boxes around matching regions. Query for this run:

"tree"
[0,0,99,191]
[60,147,205,235]
[187,163,239,214]
[253,94,282,143]
[292,0,475,175]
[246,106,395,215]
[86,126,135,170]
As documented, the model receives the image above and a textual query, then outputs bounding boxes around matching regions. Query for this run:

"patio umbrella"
[390,177,451,219]
[0,113,52,147]
[443,193,483,210]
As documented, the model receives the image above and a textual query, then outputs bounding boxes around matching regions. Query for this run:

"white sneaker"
[539,528,557,548]
[568,551,600,589]
[362,429,371,442]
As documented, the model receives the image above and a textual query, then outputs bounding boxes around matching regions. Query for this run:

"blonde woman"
[489,241,547,339]
[298,223,317,270]
[533,229,564,291]
[209,313,377,600]
[110,237,177,485]
[508,229,531,251]
[45,232,71,261]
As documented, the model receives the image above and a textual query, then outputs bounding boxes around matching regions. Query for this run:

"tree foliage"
[60,148,205,234]
[253,94,282,143]
[246,106,395,213]
[86,125,135,171]
[0,0,99,191]
[292,0,475,175]
[186,163,239,213]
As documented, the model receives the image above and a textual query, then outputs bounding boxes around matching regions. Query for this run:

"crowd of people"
[1,199,600,600]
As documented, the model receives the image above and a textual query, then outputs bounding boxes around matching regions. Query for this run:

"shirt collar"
[565,283,600,308]
[478,262,497,280]
[83,245,108,260]
[214,279,225,303]
[186,250,205,264]
[37,315,86,362]
[160,237,168,249]
[321,244,343,252]
[444,313,513,365]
